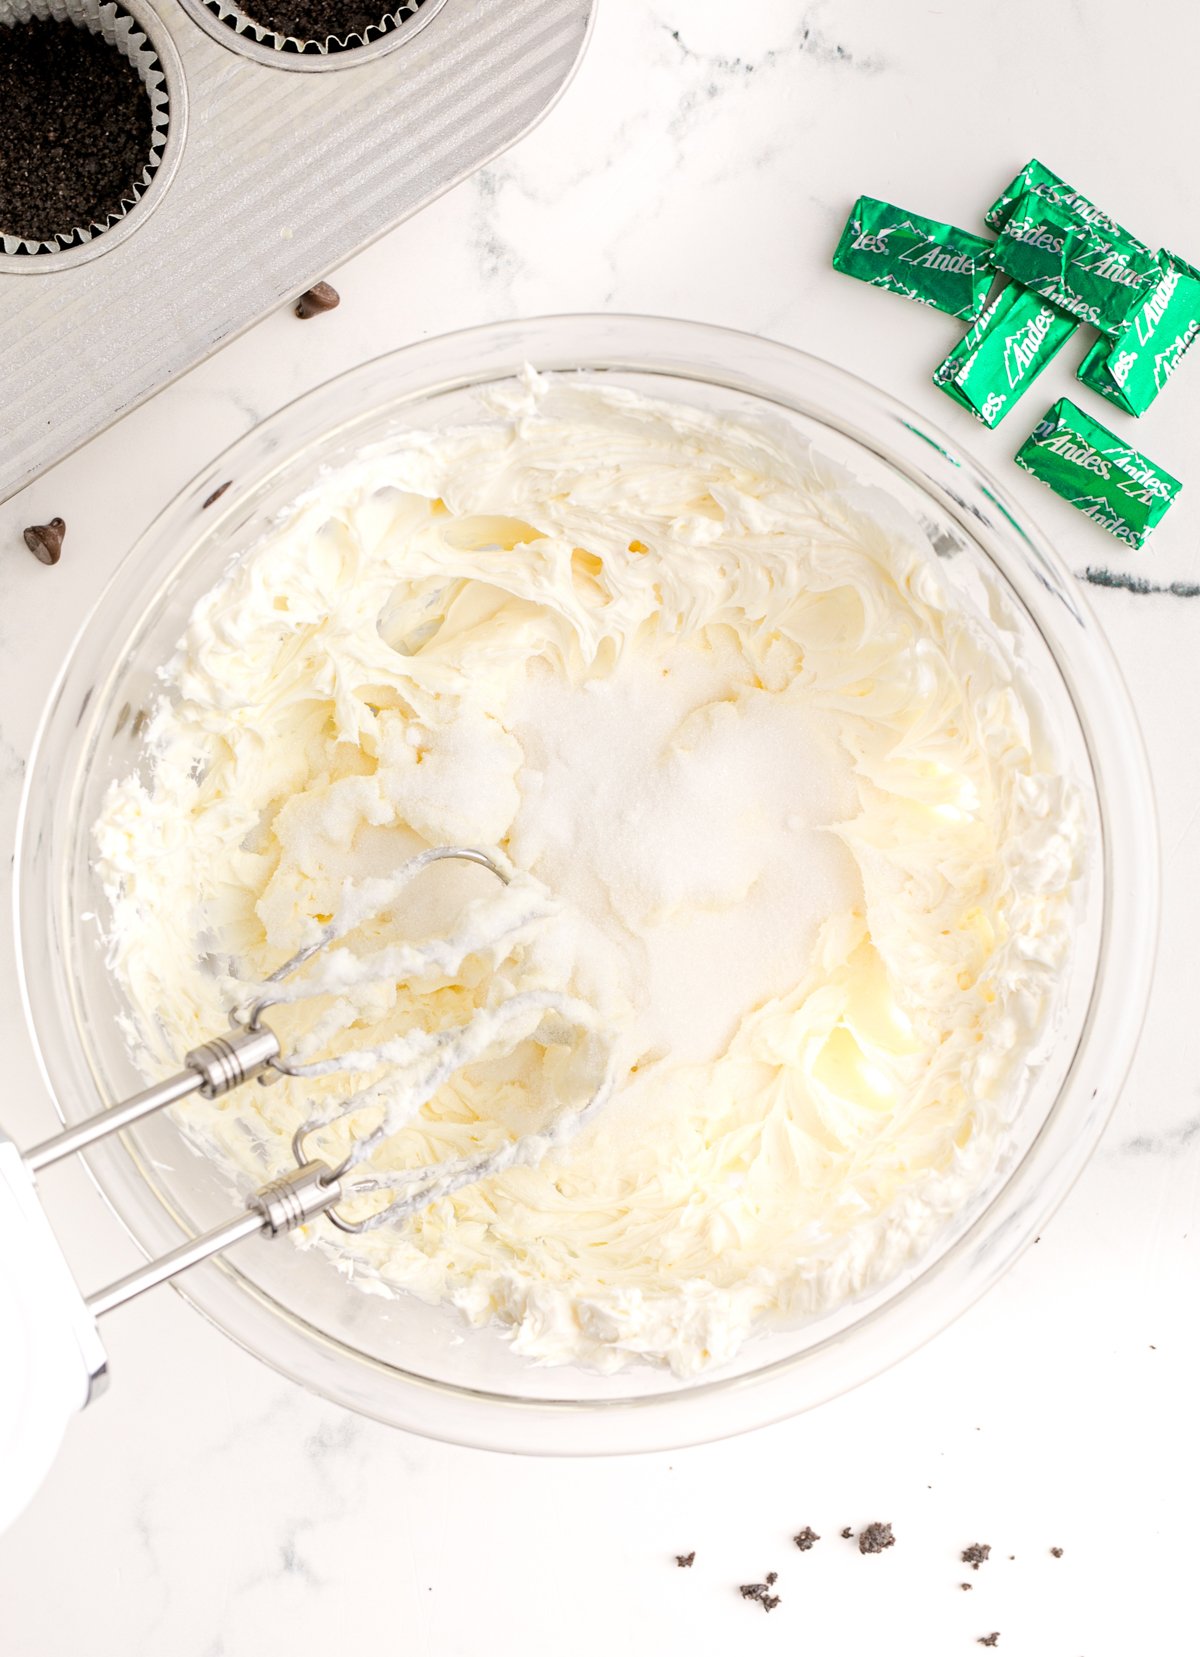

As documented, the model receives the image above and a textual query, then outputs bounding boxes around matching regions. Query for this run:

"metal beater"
[1,844,613,1525]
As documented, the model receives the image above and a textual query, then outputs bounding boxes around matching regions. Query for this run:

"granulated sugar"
[506,627,861,1068]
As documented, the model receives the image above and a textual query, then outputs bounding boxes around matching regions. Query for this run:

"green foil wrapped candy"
[1077,251,1200,415]
[832,196,995,322]
[989,193,1161,338]
[985,158,1132,240]
[1014,398,1181,547]
[933,281,1076,427]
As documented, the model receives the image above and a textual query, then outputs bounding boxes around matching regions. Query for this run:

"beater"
[0,844,614,1528]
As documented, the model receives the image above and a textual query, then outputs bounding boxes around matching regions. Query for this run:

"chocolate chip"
[978,1636,1000,1648]
[961,1543,991,1570]
[858,1522,895,1555]
[1050,1547,1063,1559]
[202,480,233,510]
[793,1527,820,1551]
[294,281,340,319]
[23,517,65,565]
[675,1552,695,1568]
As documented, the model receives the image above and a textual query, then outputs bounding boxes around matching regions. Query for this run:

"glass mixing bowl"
[15,315,1158,1453]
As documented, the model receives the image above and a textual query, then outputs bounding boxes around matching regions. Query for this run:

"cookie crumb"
[961,1543,991,1570]
[793,1527,820,1551]
[858,1522,895,1555]
[960,1583,973,1592]
[978,1636,1000,1648]
[0,22,152,242]
[840,1527,853,1540]
[765,1572,777,1586]
[675,1552,695,1568]
[739,1581,782,1612]
[1050,1547,1063,1559]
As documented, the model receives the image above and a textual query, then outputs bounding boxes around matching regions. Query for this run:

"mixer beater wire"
[21,846,616,1313]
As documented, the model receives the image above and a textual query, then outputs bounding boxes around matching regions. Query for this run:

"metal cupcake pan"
[0,0,595,502]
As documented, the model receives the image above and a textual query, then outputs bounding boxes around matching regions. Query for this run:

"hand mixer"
[1,845,614,1530]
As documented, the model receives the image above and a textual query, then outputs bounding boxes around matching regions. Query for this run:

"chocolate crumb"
[739,1581,781,1612]
[675,1552,695,1568]
[978,1636,1000,1648]
[1050,1547,1063,1559]
[237,0,384,42]
[765,1572,777,1586]
[793,1527,820,1551]
[840,1527,853,1540]
[0,21,152,243]
[202,480,232,510]
[858,1522,894,1555]
[295,281,340,320]
[960,1583,973,1591]
[961,1543,991,1570]
[1008,1555,1015,1561]
[23,518,66,566]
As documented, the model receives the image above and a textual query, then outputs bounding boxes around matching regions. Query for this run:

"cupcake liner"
[0,0,170,256]
[201,0,425,57]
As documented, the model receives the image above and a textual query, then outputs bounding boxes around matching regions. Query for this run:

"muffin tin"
[0,0,594,502]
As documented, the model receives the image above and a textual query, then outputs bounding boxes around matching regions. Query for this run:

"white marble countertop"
[2,3,1198,1652]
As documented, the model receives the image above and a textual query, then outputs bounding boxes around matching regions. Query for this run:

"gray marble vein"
[1081,566,1200,598]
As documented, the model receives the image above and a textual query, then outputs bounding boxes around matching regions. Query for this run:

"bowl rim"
[13,313,1161,1454]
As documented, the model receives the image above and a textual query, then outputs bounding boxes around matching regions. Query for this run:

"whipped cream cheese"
[94,373,1083,1376]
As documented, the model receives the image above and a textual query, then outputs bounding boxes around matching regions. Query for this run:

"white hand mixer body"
[0,846,616,1530]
